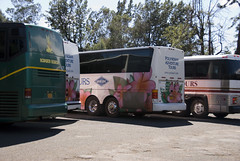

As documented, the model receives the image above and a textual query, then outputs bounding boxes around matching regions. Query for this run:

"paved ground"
[0,112,240,161]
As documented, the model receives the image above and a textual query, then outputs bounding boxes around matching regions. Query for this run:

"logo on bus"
[95,77,109,86]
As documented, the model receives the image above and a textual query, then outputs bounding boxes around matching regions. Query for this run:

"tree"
[75,0,89,49]
[85,7,112,48]
[107,0,133,49]
[46,0,89,49]
[163,1,198,55]
[218,0,240,54]
[6,0,41,24]
[0,10,8,22]
[130,0,174,47]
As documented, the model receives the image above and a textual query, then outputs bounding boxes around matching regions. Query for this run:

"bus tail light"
[152,89,158,99]
[232,97,237,104]
[25,88,32,98]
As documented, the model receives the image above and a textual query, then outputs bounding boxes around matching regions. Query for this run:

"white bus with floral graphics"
[64,41,81,110]
[79,47,186,117]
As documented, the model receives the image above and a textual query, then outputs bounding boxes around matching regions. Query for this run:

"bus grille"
[37,70,61,78]
[0,91,19,117]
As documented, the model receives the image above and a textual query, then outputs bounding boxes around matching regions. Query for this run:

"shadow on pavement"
[0,118,77,148]
[65,111,193,128]
[66,110,240,128]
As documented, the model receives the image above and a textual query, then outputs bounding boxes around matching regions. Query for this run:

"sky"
[0,0,239,54]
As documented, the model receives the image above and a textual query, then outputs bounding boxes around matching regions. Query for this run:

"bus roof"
[185,54,240,61]
[79,46,183,54]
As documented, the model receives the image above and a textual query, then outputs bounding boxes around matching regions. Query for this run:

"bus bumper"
[229,106,240,113]
[153,103,186,112]
[28,103,67,117]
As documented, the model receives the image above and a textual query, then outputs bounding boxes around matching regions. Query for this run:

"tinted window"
[0,30,6,60]
[225,60,240,80]
[0,24,26,61]
[196,62,210,78]
[80,48,153,74]
[29,27,64,57]
[185,61,210,79]
[9,28,26,58]
[185,59,240,80]
[185,62,195,78]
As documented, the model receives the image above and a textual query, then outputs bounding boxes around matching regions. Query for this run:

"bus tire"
[105,97,120,117]
[213,113,228,119]
[86,96,102,116]
[191,99,208,118]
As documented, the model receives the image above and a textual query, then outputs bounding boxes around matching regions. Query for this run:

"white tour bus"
[176,54,240,118]
[79,46,186,117]
[64,41,81,110]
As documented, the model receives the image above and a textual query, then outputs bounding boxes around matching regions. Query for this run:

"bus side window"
[196,62,209,79]
[185,62,195,78]
[0,30,6,60]
[9,28,25,58]
[211,62,221,79]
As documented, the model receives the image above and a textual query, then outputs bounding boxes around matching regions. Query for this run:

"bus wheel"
[86,96,102,116]
[172,101,191,117]
[191,99,208,118]
[213,113,228,119]
[105,97,120,117]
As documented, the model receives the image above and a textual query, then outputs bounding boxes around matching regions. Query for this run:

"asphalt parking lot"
[0,112,240,161]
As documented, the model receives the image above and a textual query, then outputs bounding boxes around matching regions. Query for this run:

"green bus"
[0,23,67,123]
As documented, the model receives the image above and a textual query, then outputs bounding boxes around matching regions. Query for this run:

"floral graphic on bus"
[113,84,132,108]
[66,79,79,101]
[109,69,156,110]
[130,69,156,102]
[80,89,91,110]
[160,81,183,103]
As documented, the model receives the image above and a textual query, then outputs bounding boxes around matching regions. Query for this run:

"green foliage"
[107,0,133,49]
[0,10,8,22]
[6,0,41,24]
[46,0,89,48]
[163,2,198,55]
[44,0,238,54]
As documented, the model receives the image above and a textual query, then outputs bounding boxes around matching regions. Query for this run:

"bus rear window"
[29,27,64,57]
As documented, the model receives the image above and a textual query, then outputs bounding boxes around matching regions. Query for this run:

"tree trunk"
[235,26,240,55]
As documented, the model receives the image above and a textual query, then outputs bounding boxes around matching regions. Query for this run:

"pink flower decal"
[109,68,156,111]
[161,81,183,103]
[130,69,156,101]
[66,80,76,101]
[167,82,182,103]
[113,84,132,108]
[80,89,91,110]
